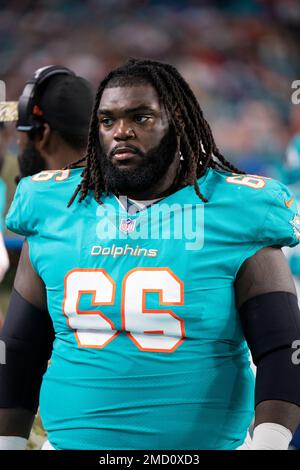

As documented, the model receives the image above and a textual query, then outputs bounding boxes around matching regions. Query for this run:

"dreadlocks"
[67,58,243,207]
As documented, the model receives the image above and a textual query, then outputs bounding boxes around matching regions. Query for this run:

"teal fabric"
[6,168,300,450]
[282,134,300,277]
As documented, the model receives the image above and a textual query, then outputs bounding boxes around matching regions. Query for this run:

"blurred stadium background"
[0,0,300,449]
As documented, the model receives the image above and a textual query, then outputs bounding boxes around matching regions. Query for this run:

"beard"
[98,125,178,194]
[16,140,46,184]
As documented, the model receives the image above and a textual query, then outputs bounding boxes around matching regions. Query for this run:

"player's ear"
[35,123,51,152]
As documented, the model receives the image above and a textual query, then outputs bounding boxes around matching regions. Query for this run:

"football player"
[0,58,300,450]
[0,67,94,330]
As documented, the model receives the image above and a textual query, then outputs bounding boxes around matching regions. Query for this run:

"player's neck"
[45,147,85,170]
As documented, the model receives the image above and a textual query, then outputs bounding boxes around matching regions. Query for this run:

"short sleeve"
[5,177,36,237]
[259,181,300,248]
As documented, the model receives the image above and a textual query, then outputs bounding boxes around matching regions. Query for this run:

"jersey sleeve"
[232,176,300,276]
[259,180,299,248]
[5,177,37,237]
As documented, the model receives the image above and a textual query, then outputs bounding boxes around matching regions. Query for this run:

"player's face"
[97,84,178,194]
[17,131,46,178]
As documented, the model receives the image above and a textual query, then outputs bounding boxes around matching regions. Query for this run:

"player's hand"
[236,423,292,450]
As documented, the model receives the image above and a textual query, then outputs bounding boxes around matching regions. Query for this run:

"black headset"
[16,65,75,132]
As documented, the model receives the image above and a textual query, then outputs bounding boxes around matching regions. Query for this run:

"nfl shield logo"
[120,218,136,233]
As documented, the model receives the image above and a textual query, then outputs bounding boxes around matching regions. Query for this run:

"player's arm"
[235,246,300,450]
[0,240,54,449]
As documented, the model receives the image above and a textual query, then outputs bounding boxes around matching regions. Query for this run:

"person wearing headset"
[0,66,94,310]
[15,65,94,182]
[0,66,94,448]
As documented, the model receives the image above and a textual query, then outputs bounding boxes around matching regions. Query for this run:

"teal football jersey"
[283,134,300,276]
[6,167,300,450]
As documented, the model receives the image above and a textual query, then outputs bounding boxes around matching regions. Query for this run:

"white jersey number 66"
[63,268,185,353]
